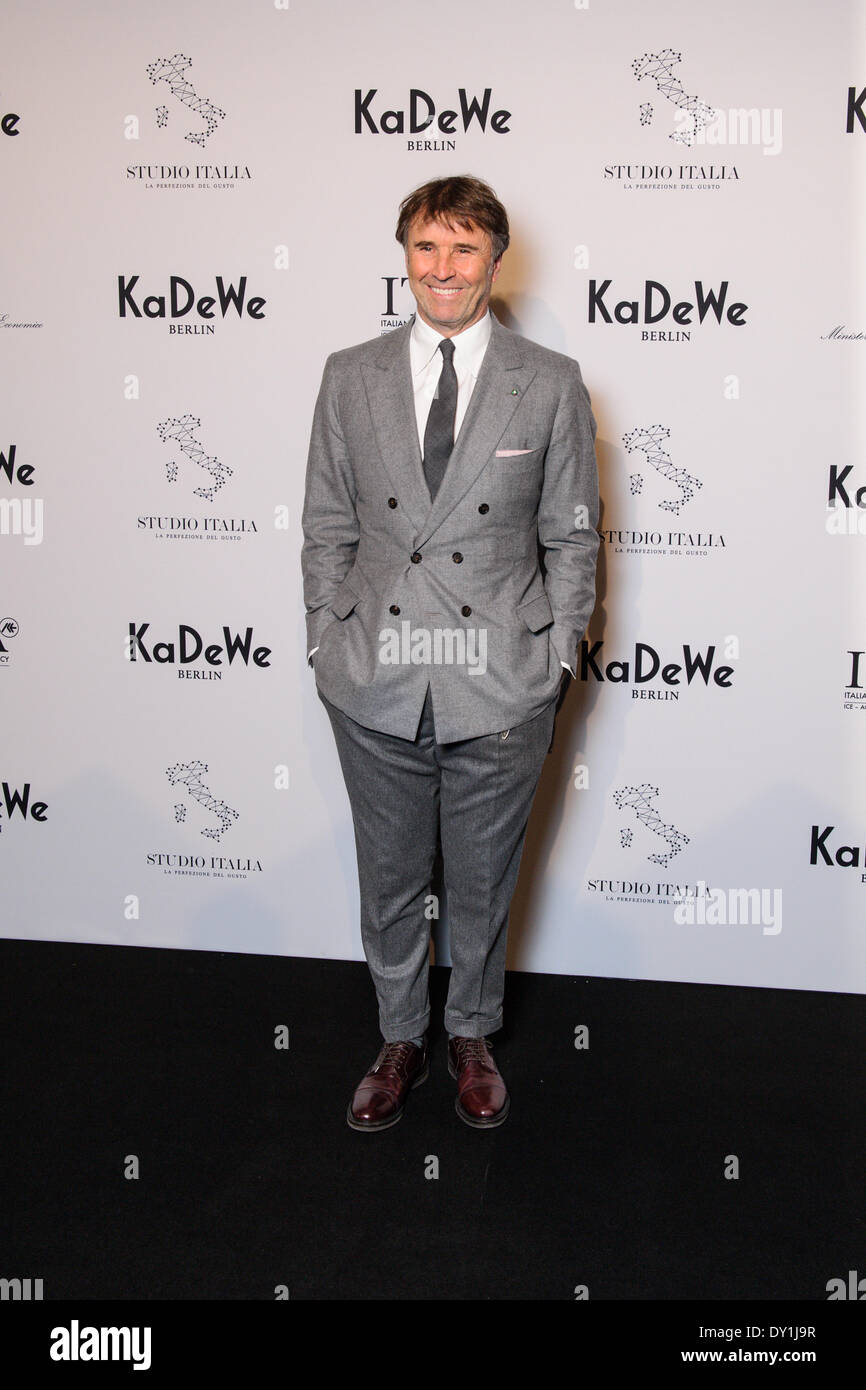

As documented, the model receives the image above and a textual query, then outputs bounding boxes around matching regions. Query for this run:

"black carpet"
[2,938,863,1302]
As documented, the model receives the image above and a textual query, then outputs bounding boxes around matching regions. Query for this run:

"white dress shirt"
[409,308,492,451]
[309,309,573,678]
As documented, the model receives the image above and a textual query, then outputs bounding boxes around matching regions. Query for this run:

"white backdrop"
[2,0,864,992]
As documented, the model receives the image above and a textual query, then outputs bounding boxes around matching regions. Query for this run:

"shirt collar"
[409,310,492,378]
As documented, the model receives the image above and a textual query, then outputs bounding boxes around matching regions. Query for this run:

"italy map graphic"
[157,415,232,502]
[146,54,226,147]
[613,784,690,868]
[632,49,716,145]
[166,760,239,843]
[623,424,702,515]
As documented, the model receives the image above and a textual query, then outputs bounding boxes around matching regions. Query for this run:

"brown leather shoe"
[346,1036,429,1131]
[448,1036,510,1128]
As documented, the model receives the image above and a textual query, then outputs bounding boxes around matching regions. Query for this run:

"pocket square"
[495,448,535,457]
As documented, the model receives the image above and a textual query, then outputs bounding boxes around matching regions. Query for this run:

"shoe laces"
[372,1040,419,1077]
[453,1036,491,1065]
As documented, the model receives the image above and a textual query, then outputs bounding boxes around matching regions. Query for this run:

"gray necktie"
[422,339,457,501]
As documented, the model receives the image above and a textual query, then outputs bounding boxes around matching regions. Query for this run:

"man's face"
[405,215,501,337]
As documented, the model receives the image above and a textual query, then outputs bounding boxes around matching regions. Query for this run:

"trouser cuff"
[380,1009,430,1043]
[444,1013,502,1039]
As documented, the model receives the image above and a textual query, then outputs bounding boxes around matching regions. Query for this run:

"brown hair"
[395,175,510,263]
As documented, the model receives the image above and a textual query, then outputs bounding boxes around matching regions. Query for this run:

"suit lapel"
[360,312,537,546]
[414,314,537,548]
[360,321,431,534]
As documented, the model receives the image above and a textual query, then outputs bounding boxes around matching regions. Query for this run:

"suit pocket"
[517,591,554,632]
[494,446,543,467]
[328,573,362,620]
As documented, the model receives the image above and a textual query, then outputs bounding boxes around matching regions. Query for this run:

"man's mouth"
[427,286,462,297]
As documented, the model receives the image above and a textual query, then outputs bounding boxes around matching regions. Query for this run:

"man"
[301,175,599,1131]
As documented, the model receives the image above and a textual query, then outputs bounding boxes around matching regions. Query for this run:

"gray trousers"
[318,683,557,1041]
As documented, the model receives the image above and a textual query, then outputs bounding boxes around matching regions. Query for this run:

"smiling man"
[405,214,500,335]
[302,175,599,1131]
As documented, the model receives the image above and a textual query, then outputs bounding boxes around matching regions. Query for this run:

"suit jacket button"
[461,605,472,617]
[410,551,422,564]
[452,552,463,563]
[389,604,400,615]
[388,497,398,508]
[478,503,489,514]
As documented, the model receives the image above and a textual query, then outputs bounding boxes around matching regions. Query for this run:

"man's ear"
[491,256,503,283]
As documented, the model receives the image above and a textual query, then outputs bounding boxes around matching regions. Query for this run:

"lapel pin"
[510,387,520,395]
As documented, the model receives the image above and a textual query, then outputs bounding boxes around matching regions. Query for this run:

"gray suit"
[302,311,599,1039]
[301,312,599,744]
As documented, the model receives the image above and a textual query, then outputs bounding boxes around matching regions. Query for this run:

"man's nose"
[431,253,455,280]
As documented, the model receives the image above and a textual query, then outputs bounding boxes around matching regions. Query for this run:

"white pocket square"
[495,448,534,457]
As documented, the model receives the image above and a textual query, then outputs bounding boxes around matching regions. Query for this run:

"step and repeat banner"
[2,0,864,992]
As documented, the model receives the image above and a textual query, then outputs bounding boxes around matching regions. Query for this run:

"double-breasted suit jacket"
[301,311,599,743]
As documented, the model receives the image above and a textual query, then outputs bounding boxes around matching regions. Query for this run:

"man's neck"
[413,308,491,341]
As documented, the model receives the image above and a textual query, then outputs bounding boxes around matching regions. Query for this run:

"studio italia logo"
[135,413,262,544]
[123,53,253,191]
[146,758,263,879]
[117,275,266,333]
[585,782,698,906]
[599,424,727,560]
[354,87,511,150]
[601,46,783,189]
